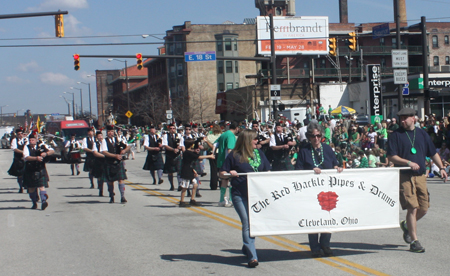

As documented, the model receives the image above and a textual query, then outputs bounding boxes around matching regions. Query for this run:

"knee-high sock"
[88,172,94,184]
[40,191,48,202]
[17,176,23,189]
[150,170,156,182]
[119,183,125,197]
[108,184,114,197]
[168,174,174,188]
[76,164,79,172]
[228,187,232,201]
[219,187,227,202]
[97,179,104,191]
[29,191,38,203]
[157,169,163,180]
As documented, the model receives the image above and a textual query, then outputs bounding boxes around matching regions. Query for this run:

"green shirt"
[324,128,331,144]
[215,130,236,169]
[359,157,369,168]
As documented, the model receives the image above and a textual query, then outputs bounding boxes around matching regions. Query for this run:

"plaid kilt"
[8,158,25,177]
[163,153,180,174]
[92,158,105,178]
[102,160,127,182]
[143,152,164,171]
[83,154,95,172]
[271,155,294,171]
[23,168,49,188]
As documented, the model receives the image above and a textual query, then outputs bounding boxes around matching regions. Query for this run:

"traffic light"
[136,53,143,70]
[348,32,357,51]
[73,54,80,71]
[328,37,337,56]
[55,14,64,37]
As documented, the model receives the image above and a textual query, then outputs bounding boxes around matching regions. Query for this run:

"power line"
[0,33,166,41]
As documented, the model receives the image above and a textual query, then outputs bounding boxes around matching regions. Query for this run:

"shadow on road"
[57,187,89,190]
[329,242,404,252]
[0,199,30,203]
[0,206,29,210]
[67,200,106,204]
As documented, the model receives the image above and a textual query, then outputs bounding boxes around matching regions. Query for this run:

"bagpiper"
[81,128,96,188]
[8,128,27,193]
[142,125,164,184]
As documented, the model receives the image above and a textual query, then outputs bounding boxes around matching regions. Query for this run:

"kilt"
[272,155,294,171]
[83,154,95,172]
[102,160,127,182]
[163,153,180,174]
[8,158,25,177]
[92,158,105,178]
[23,168,49,188]
[143,152,164,171]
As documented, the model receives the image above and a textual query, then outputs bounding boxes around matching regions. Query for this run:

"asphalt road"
[1,148,450,275]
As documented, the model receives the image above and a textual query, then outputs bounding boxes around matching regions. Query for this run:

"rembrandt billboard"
[257,16,329,55]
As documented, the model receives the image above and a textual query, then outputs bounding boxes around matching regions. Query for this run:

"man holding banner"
[387,108,447,253]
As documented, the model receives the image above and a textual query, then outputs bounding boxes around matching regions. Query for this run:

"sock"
[228,187,232,202]
[89,172,94,185]
[39,191,47,202]
[219,187,226,202]
[97,179,104,191]
[29,191,38,203]
[108,184,114,197]
[176,174,181,185]
[168,174,174,188]
[150,170,156,183]
[119,184,125,197]
[17,177,23,189]
[157,169,163,180]
[76,164,80,172]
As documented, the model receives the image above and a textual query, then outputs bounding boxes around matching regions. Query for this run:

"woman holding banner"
[295,122,343,258]
[219,129,271,268]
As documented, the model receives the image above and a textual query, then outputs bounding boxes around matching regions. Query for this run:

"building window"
[392,38,397,48]
[380,58,386,68]
[380,38,385,46]
[107,74,113,83]
[225,39,232,51]
[445,35,449,45]
[235,61,239,73]
[226,83,233,90]
[234,38,238,51]
[235,82,239,88]
[226,61,233,73]
[218,82,224,91]
[218,61,223,74]
[432,35,438,48]
[433,56,439,66]
[320,59,326,68]
[216,40,223,52]
[177,63,183,76]
[446,56,450,65]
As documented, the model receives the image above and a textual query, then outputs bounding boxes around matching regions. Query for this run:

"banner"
[247,168,399,237]
[366,64,383,125]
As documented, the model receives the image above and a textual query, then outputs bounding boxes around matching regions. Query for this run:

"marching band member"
[65,133,82,175]
[162,124,182,191]
[23,133,54,210]
[92,131,106,196]
[143,125,164,185]
[270,122,296,171]
[8,128,27,193]
[81,128,96,188]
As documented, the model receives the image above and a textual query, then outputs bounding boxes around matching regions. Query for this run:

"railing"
[338,45,423,55]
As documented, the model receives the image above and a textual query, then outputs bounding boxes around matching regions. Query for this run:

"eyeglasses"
[308,134,322,138]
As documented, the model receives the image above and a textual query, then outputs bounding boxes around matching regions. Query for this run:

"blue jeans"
[308,233,332,252]
[232,194,257,262]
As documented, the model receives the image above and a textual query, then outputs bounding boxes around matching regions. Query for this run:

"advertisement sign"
[257,16,329,55]
[247,169,399,237]
[372,23,390,39]
[367,64,383,124]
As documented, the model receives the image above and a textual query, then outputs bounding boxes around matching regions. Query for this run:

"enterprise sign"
[367,64,383,124]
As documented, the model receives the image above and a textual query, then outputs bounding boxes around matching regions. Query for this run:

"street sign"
[166,110,173,114]
[402,83,409,95]
[372,23,390,39]
[392,50,408,68]
[394,69,408,84]
[270,84,281,100]
[184,51,216,62]
[166,113,173,120]
[125,111,133,118]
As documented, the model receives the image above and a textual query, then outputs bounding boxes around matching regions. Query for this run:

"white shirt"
[162,132,180,147]
[270,133,284,147]
[100,137,116,152]
[82,136,95,150]
[23,143,53,158]
[65,139,81,149]
[298,126,308,142]
[11,137,26,151]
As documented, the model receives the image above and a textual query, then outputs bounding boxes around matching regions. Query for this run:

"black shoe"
[152,181,156,185]
[99,190,103,197]
[109,197,114,203]
[169,187,175,191]
[189,199,202,206]
[18,188,23,193]
[121,197,127,203]
[410,240,425,253]
[196,192,202,198]
[31,202,38,209]
[77,171,80,175]
[177,186,182,192]
[41,201,48,210]
[400,220,413,244]
[200,172,207,177]
[158,179,164,184]
[248,259,259,268]
[321,247,333,257]
[90,184,94,189]
[311,250,322,258]
[179,201,190,207]
[72,172,74,176]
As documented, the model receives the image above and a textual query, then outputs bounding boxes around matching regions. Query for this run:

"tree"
[188,82,217,124]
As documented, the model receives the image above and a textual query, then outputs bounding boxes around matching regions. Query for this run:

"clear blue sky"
[0,0,449,117]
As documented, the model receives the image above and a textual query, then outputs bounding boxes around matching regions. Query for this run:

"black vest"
[13,138,25,159]
[105,137,118,154]
[25,144,46,171]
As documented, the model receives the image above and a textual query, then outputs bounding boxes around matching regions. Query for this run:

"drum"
[69,151,82,163]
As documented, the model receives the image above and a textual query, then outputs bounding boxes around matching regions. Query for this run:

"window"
[218,61,224,74]
[226,83,233,90]
[235,82,239,88]
[234,39,238,51]
[380,38,385,46]
[218,82,224,91]
[432,35,438,48]
[235,61,239,73]
[433,56,439,66]
[225,39,232,51]
[177,63,183,76]
[226,61,233,73]
[107,74,113,83]
[380,58,386,68]
[216,40,223,52]
[320,59,326,68]
[445,35,449,45]
[392,38,397,48]
[446,56,450,65]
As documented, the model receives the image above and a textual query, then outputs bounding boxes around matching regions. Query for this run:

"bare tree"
[188,83,216,124]
[224,86,254,121]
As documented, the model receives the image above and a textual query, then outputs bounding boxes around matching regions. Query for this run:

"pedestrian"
[219,129,271,268]
[205,124,222,190]
[387,107,447,253]
[295,122,343,257]
[81,128,96,188]
[23,133,54,210]
[143,125,164,185]
[8,128,26,193]
[270,122,296,171]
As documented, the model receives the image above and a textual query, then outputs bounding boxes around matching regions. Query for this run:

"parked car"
[1,133,11,149]
[355,114,370,125]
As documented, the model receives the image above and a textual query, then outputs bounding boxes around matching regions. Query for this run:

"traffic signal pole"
[270,13,278,120]
[394,0,403,108]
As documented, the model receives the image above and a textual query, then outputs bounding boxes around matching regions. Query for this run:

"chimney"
[399,0,407,24]
[287,0,296,16]
[339,0,348,24]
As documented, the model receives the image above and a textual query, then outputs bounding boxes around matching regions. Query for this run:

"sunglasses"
[308,134,322,138]
[169,127,176,129]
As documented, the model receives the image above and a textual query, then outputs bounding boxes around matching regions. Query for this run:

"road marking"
[127,181,390,275]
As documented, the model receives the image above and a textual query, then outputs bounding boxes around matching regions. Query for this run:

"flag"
[36,116,41,133]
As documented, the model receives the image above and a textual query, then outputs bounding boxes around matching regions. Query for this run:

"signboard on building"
[394,69,408,84]
[270,84,281,100]
[392,50,408,68]
[257,16,329,56]
[366,64,383,124]
[372,23,390,39]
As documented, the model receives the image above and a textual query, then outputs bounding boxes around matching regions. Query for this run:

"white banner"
[248,168,400,237]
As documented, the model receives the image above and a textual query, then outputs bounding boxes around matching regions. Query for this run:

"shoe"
[248,259,259,268]
[77,171,80,175]
[41,201,48,210]
[152,181,156,185]
[321,247,333,257]
[121,197,127,203]
[169,187,175,191]
[18,188,23,193]
[179,201,190,207]
[177,186,182,192]
[196,192,202,198]
[400,220,413,244]
[224,197,233,207]
[99,190,103,197]
[31,202,38,209]
[410,240,425,253]
[72,172,74,176]
[90,184,94,189]
[200,172,207,177]
[158,179,164,184]
[311,250,322,258]
[109,197,114,203]
[189,199,202,206]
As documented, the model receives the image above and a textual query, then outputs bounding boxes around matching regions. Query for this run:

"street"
[1,149,450,276]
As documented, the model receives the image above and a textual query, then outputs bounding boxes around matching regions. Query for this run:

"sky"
[1,0,450,118]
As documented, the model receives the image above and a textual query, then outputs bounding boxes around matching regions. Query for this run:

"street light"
[64,91,75,119]
[77,81,92,124]
[108,58,130,125]
[1,105,8,126]
[60,95,72,115]
[70,87,83,118]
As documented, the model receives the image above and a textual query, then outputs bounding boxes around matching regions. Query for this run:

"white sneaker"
[224,197,233,207]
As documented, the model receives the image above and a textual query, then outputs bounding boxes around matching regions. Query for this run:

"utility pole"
[394,0,403,108]
[270,13,278,120]
[422,16,430,116]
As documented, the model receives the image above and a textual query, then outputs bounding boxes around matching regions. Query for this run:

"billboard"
[366,64,383,124]
[257,16,329,56]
